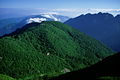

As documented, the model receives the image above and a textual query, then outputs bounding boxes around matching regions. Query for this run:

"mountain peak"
[65,12,120,51]
[0,14,69,36]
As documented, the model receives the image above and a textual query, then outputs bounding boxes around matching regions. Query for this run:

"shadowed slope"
[51,52,120,80]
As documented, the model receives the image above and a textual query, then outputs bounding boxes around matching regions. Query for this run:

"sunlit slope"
[0,21,112,78]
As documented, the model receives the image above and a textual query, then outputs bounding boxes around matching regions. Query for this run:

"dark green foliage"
[0,21,113,79]
[0,74,16,80]
[51,52,120,80]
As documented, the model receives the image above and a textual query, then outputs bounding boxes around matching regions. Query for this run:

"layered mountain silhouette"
[0,14,69,36]
[51,52,120,80]
[0,21,112,79]
[65,12,120,51]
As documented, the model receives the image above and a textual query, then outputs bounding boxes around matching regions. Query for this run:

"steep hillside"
[0,21,113,79]
[65,12,120,51]
[51,52,120,80]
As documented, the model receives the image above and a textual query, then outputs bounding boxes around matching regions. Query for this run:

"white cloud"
[31,8,120,17]
[51,8,120,17]
[40,12,59,15]
[27,18,47,23]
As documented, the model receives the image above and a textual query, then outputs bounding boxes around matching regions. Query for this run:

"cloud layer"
[35,8,120,17]
[0,8,120,19]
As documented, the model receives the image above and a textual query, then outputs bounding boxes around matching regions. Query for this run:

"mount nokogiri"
[0,14,69,36]
[0,21,113,79]
[65,12,120,52]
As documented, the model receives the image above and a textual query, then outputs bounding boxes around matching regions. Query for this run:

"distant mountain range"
[51,52,120,80]
[65,12,120,52]
[0,21,113,80]
[0,14,69,36]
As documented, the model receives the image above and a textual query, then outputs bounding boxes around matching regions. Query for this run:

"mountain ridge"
[0,21,113,79]
[65,12,120,51]
[0,14,69,36]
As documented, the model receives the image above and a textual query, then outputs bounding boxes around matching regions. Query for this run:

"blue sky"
[0,0,120,17]
[0,0,120,9]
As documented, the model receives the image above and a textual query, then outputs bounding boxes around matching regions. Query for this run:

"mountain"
[65,12,120,52]
[0,14,69,36]
[51,52,120,80]
[0,17,26,36]
[0,21,113,79]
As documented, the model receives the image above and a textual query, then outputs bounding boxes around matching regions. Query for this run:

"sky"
[0,0,120,9]
[0,0,120,17]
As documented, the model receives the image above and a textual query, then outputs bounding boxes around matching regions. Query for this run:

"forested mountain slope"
[0,21,113,79]
[51,52,120,80]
